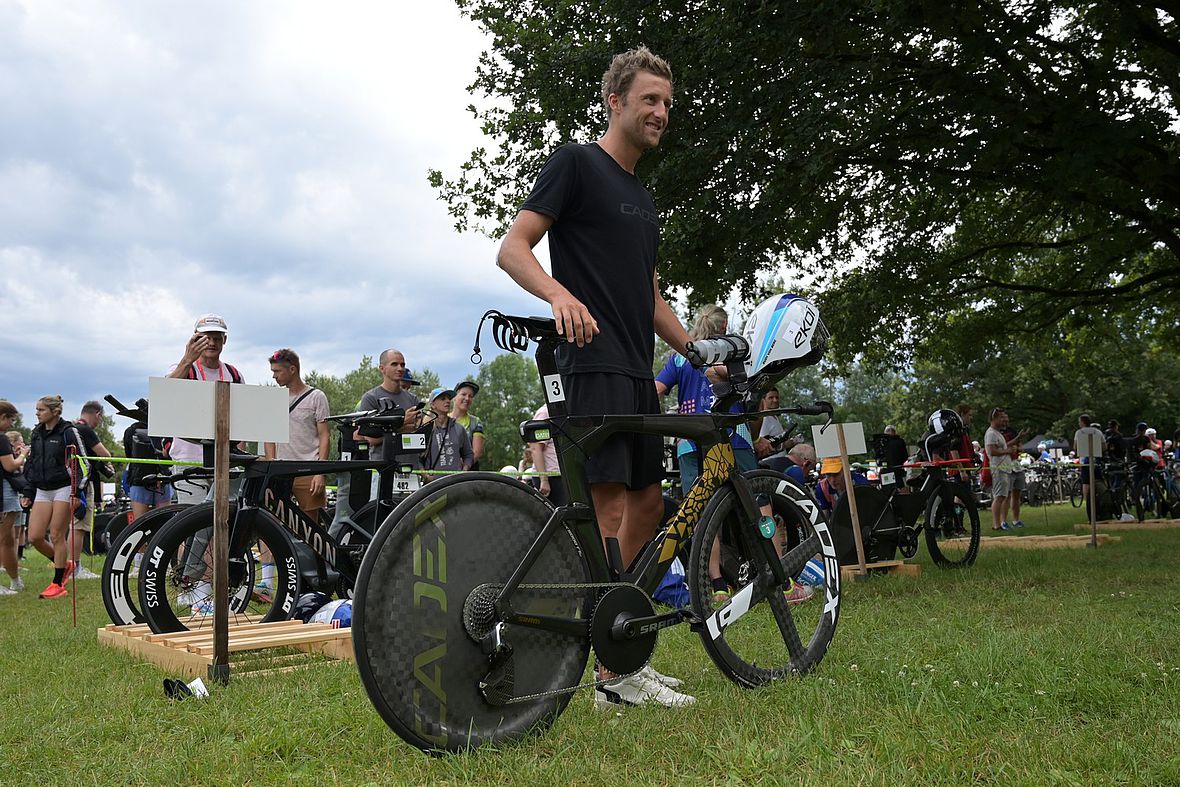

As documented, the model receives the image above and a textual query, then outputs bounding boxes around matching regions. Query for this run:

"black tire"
[101,503,194,625]
[1133,477,1166,522]
[688,470,841,688]
[1069,476,1083,508]
[138,504,301,633]
[353,472,591,754]
[923,481,980,568]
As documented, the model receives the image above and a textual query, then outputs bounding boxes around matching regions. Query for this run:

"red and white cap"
[194,314,228,334]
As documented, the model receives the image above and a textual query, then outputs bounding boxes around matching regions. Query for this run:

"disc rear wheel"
[352,472,592,754]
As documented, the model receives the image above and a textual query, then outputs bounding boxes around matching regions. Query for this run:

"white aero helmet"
[741,294,828,381]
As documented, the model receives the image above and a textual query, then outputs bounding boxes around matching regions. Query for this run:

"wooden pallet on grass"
[841,560,922,580]
[98,620,354,679]
[968,533,1121,549]
[1078,520,1180,532]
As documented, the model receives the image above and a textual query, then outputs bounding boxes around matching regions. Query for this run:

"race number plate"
[880,472,896,485]
[542,374,566,403]
[401,433,426,450]
[392,473,420,494]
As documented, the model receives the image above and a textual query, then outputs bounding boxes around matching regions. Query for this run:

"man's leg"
[991,494,1007,530]
[591,482,664,570]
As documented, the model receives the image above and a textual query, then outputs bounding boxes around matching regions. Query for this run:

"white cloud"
[1,0,555,422]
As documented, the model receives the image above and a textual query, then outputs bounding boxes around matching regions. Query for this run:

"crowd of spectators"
[4,311,1177,602]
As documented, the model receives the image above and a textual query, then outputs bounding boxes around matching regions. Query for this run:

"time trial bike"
[351,300,843,754]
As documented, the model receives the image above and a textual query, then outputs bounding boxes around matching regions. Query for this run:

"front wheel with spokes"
[688,470,841,688]
[924,480,981,568]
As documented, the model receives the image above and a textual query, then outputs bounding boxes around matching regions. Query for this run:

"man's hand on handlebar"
[551,293,599,347]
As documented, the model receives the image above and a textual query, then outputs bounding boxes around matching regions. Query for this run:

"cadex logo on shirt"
[620,203,659,226]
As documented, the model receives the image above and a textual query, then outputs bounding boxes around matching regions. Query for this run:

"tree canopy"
[434,0,1179,366]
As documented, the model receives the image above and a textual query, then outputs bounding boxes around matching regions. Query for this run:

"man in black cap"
[450,380,485,470]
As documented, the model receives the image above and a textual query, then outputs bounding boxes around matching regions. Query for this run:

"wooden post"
[1088,433,1098,549]
[210,380,231,684]
[836,423,868,577]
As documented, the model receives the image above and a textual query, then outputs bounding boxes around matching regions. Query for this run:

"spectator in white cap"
[167,314,245,502]
[421,387,472,475]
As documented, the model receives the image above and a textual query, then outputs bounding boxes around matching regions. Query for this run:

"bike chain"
[463,580,657,705]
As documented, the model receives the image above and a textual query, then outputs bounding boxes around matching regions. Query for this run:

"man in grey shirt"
[358,349,423,462]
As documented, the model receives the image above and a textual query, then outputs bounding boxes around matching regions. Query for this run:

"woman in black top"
[25,395,84,599]
[0,400,29,594]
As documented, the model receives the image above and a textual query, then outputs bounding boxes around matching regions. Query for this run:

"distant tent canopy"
[1023,434,1071,453]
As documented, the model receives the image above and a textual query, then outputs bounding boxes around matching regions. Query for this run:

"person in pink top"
[530,403,566,506]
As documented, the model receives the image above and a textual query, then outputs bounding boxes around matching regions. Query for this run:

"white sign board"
[147,377,290,443]
[812,422,867,459]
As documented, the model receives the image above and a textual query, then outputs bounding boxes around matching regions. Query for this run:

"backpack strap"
[288,387,317,413]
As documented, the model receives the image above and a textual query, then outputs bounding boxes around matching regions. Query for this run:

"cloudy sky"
[1,0,554,425]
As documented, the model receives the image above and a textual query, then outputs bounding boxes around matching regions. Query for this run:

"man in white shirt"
[1072,414,1105,513]
[264,348,331,518]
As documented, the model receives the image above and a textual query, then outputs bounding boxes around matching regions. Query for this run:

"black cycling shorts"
[564,373,663,490]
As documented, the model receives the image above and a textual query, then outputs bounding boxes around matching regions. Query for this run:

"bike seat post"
[533,337,568,419]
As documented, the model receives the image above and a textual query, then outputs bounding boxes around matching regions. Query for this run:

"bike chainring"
[898,525,919,559]
[589,585,658,678]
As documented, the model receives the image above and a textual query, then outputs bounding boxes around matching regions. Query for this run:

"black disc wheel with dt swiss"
[137,503,301,633]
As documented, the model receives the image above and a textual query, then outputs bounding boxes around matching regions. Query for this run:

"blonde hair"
[37,395,64,415]
[689,305,728,341]
[5,431,20,445]
[601,46,672,114]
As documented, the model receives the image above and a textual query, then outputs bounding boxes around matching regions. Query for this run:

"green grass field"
[2,504,1177,785]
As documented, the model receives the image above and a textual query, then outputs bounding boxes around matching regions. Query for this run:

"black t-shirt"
[522,143,659,378]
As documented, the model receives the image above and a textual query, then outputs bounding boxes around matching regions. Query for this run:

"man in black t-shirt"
[71,400,113,577]
[498,47,696,708]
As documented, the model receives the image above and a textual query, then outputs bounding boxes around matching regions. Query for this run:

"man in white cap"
[164,314,246,613]
[167,314,245,502]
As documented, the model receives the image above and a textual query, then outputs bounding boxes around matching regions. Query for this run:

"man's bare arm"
[497,209,599,346]
[653,273,691,357]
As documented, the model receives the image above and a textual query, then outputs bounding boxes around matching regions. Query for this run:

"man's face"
[270,362,295,388]
[960,408,973,425]
[827,472,847,492]
[992,410,1008,429]
[34,402,54,424]
[614,71,672,151]
[454,388,474,411]
[762,390,780,410]
[380,352,406,386]
[198,331,225,366]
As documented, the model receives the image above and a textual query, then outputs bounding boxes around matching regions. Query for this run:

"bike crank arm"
[613,607,698,640]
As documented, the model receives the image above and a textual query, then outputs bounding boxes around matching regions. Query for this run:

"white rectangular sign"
[147,377,290,443]
[812,422,867,459]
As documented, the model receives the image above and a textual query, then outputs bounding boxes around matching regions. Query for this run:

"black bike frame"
[491,327,796,636]
[229,459,403,586]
